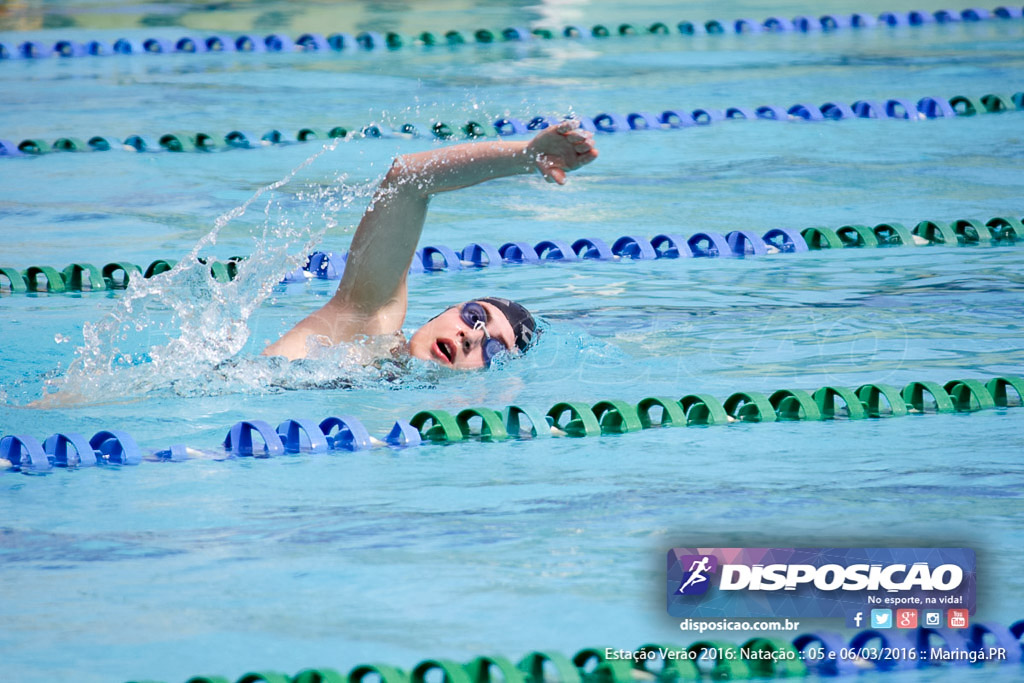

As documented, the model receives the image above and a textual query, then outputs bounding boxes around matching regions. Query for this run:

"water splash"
[39,141,388,405]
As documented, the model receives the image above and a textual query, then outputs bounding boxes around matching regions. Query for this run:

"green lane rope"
[2,213,1021,297]
[0,256,243,294]
[412,375,1022,443]
[3,89,1021,159]
[6,376,1022,473]
[122,616,1024,683]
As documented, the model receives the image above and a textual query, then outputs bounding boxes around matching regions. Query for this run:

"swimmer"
[263,120,599,369]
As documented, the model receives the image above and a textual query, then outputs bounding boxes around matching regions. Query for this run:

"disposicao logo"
[667,548,975,620]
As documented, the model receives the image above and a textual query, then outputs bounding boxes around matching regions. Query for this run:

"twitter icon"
[871,609,893,629]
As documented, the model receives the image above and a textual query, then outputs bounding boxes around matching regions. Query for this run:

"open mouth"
[435,339,455,365]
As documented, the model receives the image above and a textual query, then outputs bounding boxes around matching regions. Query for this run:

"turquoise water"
[2,2,1024,682]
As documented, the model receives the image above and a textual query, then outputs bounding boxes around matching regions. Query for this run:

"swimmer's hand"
[527,120,599,185]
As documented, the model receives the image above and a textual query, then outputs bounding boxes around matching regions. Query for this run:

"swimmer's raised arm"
[263,120,597,360]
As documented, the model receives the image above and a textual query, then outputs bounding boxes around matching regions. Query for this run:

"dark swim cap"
[478,297,537,352]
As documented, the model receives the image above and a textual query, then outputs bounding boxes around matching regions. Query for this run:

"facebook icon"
[846,611,865,628]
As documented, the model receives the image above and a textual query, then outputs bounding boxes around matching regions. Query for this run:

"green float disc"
[912,220,957,245]
[18,139,51,154]
[474,29,495,43]
[980,93,1011,112]
[531,28,554,39]
[517,651,582,683]
[943,379,996,412]
[679,394,728,425]
[236,673,290,683]
[546,401,601,437]
[61,263,105,290]
[102,261,143,288]
[297,128,326,141]
[636,397,687,428]
[950,218,995,245]
[385,32,404,48]
[769,389,822,420]
[292,668,345,683]
[456,407,508,440]
[0,266,28,293]
[158,132,197,152]
[185,677,230,683]
[592,399,643,433]
[349,664,410,683]
[412,659,473,683]
[144,259,177,277]
[410,409,464,442]
[87,135,119,151]
[873,222,915,246]
[648,23,670,35]
[208,260,232,282]
[985,376,1024,408]
[800,226,843,250]
[52,137,88,152]
[836,224,879,248]
[855,383,909,417]
[194,132,218,150]
[901,381,955,413]
[739,638,807,677]
[812,386,867,419]
[24,265,66,293]
[466,656,526,683]
[724,391,777,422]
[463,121,495,138]
[986,216,1023,244]
[432,121,454,139]
[503,405,552,438]
[950,95,986,116]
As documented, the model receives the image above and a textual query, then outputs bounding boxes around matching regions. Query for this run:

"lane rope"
[2,215,1021,296]
[4,376,1021,472]
[2,91,1021,158]
[3,7,1023,63]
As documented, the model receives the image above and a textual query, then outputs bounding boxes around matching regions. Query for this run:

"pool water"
[2,2,1023,682]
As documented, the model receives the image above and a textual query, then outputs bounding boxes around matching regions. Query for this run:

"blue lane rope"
[3,91,1021,158]
[3,215,1022,296]
[3,7,1023,63]
[4,376,1021,472]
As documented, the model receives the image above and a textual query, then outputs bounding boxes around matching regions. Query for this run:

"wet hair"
[478,297,537,352]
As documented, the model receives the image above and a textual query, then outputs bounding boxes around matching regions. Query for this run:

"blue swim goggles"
[461,301,509,366]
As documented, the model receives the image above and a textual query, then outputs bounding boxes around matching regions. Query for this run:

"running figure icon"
[678,556,713,594]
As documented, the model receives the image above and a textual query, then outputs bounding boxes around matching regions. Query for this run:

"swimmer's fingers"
[573,142,592,154]
[555,119,580,135]
[564,129,591,144]
[546,167,568,185]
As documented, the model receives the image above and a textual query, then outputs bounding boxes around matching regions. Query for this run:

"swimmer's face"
[408,300,516,369]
